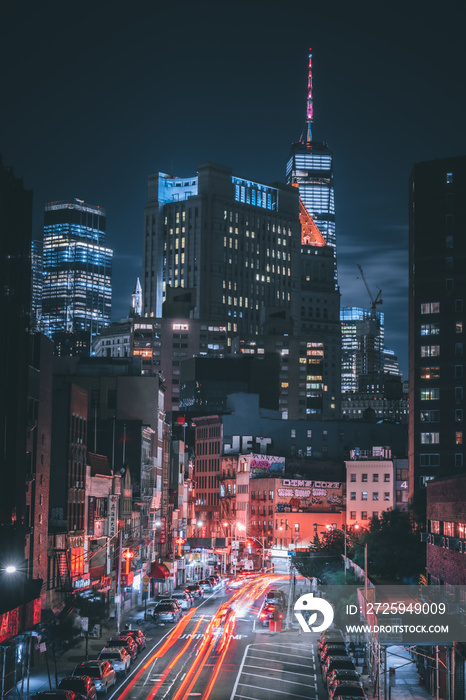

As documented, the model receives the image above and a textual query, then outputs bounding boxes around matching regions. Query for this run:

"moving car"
[226,578,244,591]
[185,584,203,598]
[124,629,146,651]
[152,601,182,623]
[258,603,284,627]
[199,579,214,592]
[34,691,78,700]
[265,589,286,607]
[58,676,97,700]
[71,661,116,694]
[171,591,192,609]
[97,648,131,675]
[106,635,138,661]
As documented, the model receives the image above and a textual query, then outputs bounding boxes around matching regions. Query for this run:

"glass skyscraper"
[286,49,337,283]
[42,199,112,342]
[340,307,385,393]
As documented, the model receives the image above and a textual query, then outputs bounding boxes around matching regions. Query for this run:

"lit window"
[421,302,440,314]
[421,345,440,357]
[421,323,440,336]
[421,388,440,400]
[420,366,440,379]
[457,322,463,334]
[421,432,440,444]
[362,492,368,501]
[446,171,453,184]
[456,432,463,445]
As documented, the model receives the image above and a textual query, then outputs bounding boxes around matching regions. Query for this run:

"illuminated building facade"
[42,199,112,343]
[286,50,337,280]
[341,307,385,393]
[409,156,466,498]
[142,162,301,343]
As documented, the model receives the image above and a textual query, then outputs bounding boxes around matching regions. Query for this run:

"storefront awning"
[149,562,170,579]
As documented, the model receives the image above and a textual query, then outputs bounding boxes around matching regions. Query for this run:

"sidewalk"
[384,646,433,700]
[19,604,149,697]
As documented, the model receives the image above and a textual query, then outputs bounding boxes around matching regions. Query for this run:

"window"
[350,511,356,520]
[456,432,463,445]
[420,453,440,466]
[421,366,440,379]
[373,473,379,482]
[384,473,390,482]
[421,388,440,401]
[383,492,390,501]
[362,492,368,501]
[457,322,463,334]
[430,520,440,534]
[420,410,440,422]
[290,429,296,439]
[350,473,356,482]
[455,454,464,467]
[373,492,379,501]
[396,491,408,504]
[456,299,464,313]
[421,345,440,357]
[456,343,463,357]
[361,511,368,520]
[396,468,408,480]
[350,492,356,501]
[456,409,463,422]
[307,429,312,439]
[444,522,455,537]
[362,474,368,482]
[446,171,453,184]
[421,302,440,314]
[372,512,379,519]
[456,366,463,379]
[421,323,440,336]
[456,387,463,400]
[421,432,440,444]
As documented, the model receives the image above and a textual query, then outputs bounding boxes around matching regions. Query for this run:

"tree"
[352,509,425,583]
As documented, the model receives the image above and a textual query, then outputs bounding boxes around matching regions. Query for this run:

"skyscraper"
[341,307,385,393]
[409,155,466,499]
[286,49,336,281]
[142,162,301,342]
[42,199,112,343]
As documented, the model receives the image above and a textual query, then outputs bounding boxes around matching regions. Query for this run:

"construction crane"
[357,264,383,314]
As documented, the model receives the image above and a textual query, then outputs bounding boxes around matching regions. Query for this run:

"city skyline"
[2,0,466,378]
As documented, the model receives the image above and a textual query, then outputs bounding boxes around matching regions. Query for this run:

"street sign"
[287,550,296,556]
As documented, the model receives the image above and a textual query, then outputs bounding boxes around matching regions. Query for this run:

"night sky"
[2,0,466,379]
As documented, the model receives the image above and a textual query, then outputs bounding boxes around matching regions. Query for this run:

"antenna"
[306,48,313,141]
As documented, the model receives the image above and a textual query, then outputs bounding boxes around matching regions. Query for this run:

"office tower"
[286,49,336,281]
[42,199,112,344]
[31,239,43,331]
[409,156,466,499]
[142,162,301,343]
[341,307,385,393]
[285,50,341,415]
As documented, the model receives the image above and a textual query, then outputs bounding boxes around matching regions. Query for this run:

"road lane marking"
[247,654,314,668]
[229,643,251,700]
[242,663,315,679]
[236,682,314,698]
[240,671,315,688]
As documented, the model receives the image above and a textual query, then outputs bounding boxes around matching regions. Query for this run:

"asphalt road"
[100,574,329,700]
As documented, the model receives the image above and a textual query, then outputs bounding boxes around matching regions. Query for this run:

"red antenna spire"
[306,48,313,142]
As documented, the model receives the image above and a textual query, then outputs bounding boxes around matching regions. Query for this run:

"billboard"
[276,478,343,512]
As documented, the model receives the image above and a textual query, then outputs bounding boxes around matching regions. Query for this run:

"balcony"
[421,532,466,552]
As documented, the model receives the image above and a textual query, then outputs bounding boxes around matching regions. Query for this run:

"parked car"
[326,669,361,692]
[152,601,182,623]
[199,579,214,592]
[185,584,203,598]
[171,591,192,609]
[318,629,345,651]
[258,603,284,627]
[319,643,349,665]
[106,635,138,661]
[33,691,78,700]
[71,661,116,694]
[97,648,131,675]
[124,629,146,651]
[265,589,286,607]
[322,657,357,685]
[328,681,367,700]
[58,676,97,700]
